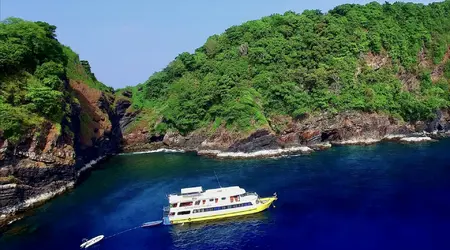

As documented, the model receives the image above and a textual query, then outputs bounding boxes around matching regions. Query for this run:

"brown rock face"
[431,47,450,82]
[228,130,278,152]
[365,52,391,70]
[70,80,113,148]
[0,121,78,219]
[293,111,409,143]
[1,81,122,223]
[162,131,208,151]
[120,109,450,154]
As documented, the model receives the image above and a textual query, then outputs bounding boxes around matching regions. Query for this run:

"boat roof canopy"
[181,186,203,194]
[169,186,246,203]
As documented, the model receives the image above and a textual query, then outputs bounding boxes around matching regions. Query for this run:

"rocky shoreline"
[121,110,450,157]
[1,108,449,228]
[120,134,440,159]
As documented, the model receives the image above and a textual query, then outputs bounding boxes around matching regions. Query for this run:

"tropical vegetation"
[125,1,450,136]
[0,18,109,143]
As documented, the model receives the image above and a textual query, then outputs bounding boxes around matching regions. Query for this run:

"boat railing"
[169,192,202,198]
[241,192,258,197]
[181,193,202,198]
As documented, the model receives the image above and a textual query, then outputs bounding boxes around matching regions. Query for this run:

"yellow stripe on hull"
[170,197,277,224]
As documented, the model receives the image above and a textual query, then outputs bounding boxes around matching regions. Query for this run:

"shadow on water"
[170,212,271,233]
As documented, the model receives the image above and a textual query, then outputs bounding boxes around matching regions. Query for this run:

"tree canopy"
[130,1,450,135]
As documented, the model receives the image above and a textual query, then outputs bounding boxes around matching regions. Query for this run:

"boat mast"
[214,171,222,188]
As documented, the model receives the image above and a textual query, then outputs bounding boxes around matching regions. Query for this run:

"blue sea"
[2,140,450,250]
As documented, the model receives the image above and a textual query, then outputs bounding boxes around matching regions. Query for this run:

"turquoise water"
[2,140,450,249]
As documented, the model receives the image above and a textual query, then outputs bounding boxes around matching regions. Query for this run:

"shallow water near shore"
[2,140,450,250]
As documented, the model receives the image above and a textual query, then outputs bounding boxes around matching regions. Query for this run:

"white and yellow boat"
[162,186,277,225]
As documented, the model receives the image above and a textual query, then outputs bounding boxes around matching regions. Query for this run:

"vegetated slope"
[0,18,113,146]
[0,18,120,221]
[120,1,450,148]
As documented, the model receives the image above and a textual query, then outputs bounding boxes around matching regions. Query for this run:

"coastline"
[123,133,440,159]
[0,133,444,228]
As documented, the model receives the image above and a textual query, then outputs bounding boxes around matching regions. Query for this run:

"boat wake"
[80,220,163,248]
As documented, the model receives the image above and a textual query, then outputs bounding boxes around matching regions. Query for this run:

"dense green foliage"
[132,1,450,135]
[0,18,107,142]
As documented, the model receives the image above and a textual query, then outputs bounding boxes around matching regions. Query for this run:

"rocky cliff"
[119,104,450,157]
[0,81,122,225]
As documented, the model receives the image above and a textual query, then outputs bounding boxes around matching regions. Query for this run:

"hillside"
[118,1,450,152]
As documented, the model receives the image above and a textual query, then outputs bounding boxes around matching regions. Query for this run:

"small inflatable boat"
[80,235,104,248]
[141,220,163,228]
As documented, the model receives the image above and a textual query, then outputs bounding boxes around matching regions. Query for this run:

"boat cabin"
[165,186,256,217]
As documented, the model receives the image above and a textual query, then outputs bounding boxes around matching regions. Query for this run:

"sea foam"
[400,136,433,143]
[198,147,313,158]
[120,148,185,155]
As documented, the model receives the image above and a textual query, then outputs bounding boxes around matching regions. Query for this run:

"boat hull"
[169,196,277,225]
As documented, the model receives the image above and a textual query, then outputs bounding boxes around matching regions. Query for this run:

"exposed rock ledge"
[0,157,105,226]
[123,110,450,157]
[0,181,74,216]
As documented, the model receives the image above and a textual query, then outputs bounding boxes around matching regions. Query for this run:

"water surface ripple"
[2,140,450,249]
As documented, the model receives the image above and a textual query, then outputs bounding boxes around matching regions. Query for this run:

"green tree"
[34,61,64,80]
[25,86,64,122]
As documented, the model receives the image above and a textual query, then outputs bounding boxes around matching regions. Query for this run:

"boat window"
[203,200,206,204]
[215,198,218,203]
[209,199,214,202]
[179,202,193,207]
[170,203,178,208]
[193,203,254,213]
[177,210,191,215]
[195,201,201,205]
[169,212,175,216]
[221,197,226,200]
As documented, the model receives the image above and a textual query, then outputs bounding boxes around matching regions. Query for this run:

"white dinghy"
[80,235,104,248]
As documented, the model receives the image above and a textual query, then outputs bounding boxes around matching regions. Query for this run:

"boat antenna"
[214,171,222,188]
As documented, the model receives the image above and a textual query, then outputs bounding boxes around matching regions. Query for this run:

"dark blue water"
[2,140,450,250]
